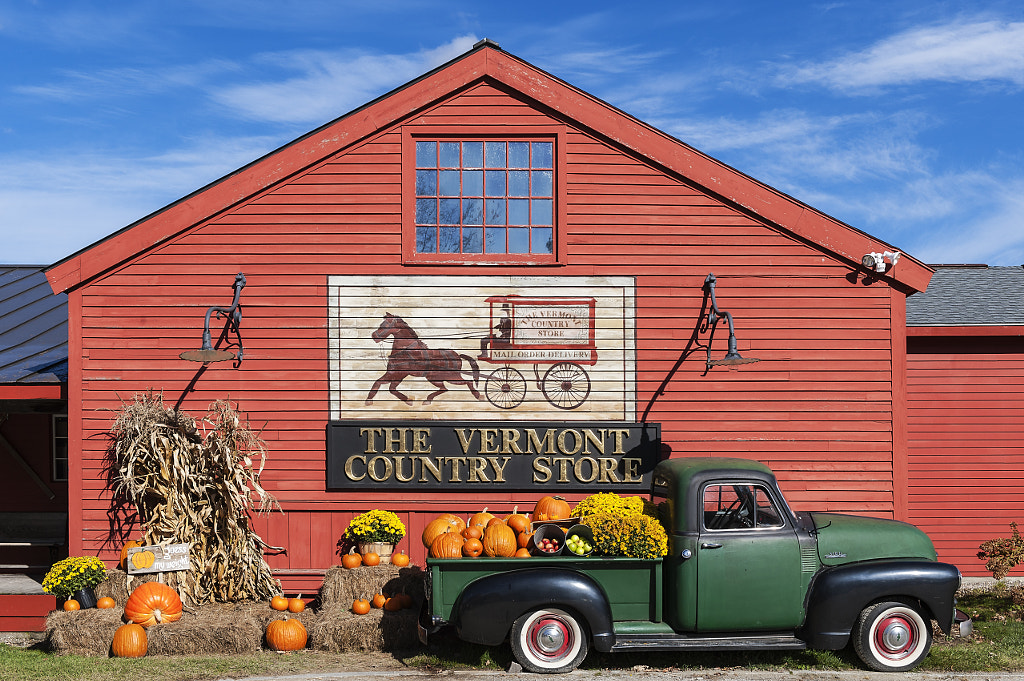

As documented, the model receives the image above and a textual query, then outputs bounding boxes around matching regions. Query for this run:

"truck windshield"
[703,483,785,530]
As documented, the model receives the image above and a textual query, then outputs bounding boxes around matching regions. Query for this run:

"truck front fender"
[452,567,616,652]
[798,560,960,650]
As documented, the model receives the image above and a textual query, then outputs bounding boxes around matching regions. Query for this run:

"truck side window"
[703,483,785,530]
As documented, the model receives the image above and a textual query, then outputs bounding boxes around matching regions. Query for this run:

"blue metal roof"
[0,266,68,384]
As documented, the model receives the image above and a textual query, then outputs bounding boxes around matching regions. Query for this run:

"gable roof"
[46,41,933,295]
[906,265,1024,328]
[0,266,68,385]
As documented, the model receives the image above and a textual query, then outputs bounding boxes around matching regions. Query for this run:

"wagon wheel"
[541,362,591,410]
[485,367,527,409]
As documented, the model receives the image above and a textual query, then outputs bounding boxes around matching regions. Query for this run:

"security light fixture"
[179,273,246,364]
[702,273,760,370]
[862,250,900,273]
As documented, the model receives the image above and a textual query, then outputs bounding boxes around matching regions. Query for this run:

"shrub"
[581,512,668,559]
[978,522,1024,580]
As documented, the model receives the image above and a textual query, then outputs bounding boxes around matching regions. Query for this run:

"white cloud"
[211,36,478,124]
[781,18,1024,91]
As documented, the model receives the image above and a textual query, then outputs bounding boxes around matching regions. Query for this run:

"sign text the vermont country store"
[326,421,660,491]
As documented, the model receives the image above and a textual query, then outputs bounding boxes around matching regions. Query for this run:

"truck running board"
[610,633,807,652]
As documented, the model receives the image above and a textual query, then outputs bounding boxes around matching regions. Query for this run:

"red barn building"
[41,40,1008,595]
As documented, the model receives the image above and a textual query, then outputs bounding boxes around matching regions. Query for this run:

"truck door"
[695,481,804,632]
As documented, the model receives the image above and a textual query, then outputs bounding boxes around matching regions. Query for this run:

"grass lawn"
[2,583,1021,680]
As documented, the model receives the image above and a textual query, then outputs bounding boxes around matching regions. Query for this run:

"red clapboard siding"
[58,68,910,591]
[907,335,1024,577]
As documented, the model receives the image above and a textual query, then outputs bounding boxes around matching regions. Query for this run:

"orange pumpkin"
[436,512,466,533]
[111,622,147,658]
[97,596,117,609]
[462,537,484,557]
[422,515,460,548]
[119,540,142,571]
[124,582,183,628]
[270,595,289,611]
[63,599,80,611]
[371,593,387,609]
[266,617,307,651]
[397,593,413,608]
[486,516,506,528]
[351,598,370,615]
[505,506,531,535]
[517,531,532,550]
[362,551,381,567]
[288,597,306,613]
[533,495,571,521]
[391,551,410,567]
[430,531,464,558]
[515,547,532,558]
[469,508,495,527]
[384,596,403,611]
[482,523,518,557]
[341,550,362,569]
[462,525,483,540]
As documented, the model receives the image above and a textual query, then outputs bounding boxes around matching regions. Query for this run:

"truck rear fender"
[798,560,960,650]
[452,567,616,652]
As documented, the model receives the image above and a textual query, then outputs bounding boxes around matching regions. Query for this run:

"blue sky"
[2,1,1023,267]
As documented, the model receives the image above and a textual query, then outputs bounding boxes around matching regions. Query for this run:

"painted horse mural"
[365,313,482,406]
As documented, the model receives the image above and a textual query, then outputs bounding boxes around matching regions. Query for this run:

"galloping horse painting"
[365,313,482,406]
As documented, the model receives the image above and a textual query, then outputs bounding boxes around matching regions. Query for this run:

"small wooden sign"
[126,543,191,574]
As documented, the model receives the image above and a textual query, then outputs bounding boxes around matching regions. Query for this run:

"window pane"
[485,170,506,196]
[486,227,506,253]
[439,170,460,196]
[531,227,553,254]
[509,142,530,168]
[508,199,529,225]
[531,198,552,225]
[463,170,483,196]
[462,198,483,225]
[508,227,530,253]
[462,227,483,253]
[485,198,506,225]
[416,226,436,252]
[531,170,552,197]
[439,142,460,167]
[439,226,460,253]
[509,171,530,197]
[439,198,461,224]
[462,141,483,168]
[416,170,437,196]
[416,141,436,168]
[416,198,437,225]
[532,142,553,168]
[485,141,506,168]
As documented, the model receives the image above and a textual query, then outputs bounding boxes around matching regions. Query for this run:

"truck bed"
[426,556,664,624]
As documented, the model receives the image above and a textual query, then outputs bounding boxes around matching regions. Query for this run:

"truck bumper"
[953,609,973,639]
[417,601,443,645]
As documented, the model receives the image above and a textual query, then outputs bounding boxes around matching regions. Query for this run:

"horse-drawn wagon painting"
[328,275,635,421]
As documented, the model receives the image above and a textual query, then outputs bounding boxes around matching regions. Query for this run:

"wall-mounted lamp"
[861,250,900,273]
[179,273,246,364]
[702,273,760,370]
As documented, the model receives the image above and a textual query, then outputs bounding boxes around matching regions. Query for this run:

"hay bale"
[319,564,425,608]
[45,608,122,656]
[308,604,419,653]
[146,603,263,656]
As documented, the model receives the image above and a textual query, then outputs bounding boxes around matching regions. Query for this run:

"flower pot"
[357,542,394,564]
[71,586,97,609]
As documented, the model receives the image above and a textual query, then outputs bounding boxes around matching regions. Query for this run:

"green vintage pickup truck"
[419,457,971,674]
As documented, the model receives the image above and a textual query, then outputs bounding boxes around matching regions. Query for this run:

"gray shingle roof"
[906,265,1024,327]
[0,266,68,383]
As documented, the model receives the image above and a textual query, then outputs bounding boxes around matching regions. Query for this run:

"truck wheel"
[852,600,932,672]
[511,607,588,673]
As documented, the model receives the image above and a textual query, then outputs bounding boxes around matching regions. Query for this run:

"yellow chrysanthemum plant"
[344,509,406,545]
[41,556,107,599]
[574,492,668,560]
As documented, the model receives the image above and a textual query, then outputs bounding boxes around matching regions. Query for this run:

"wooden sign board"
[126,543,191,574]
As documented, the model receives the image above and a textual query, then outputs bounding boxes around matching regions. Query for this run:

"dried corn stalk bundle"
[109,391,282,605]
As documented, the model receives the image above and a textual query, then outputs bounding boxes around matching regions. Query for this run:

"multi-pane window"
[52,414,68,482]
[414,140,554,257]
